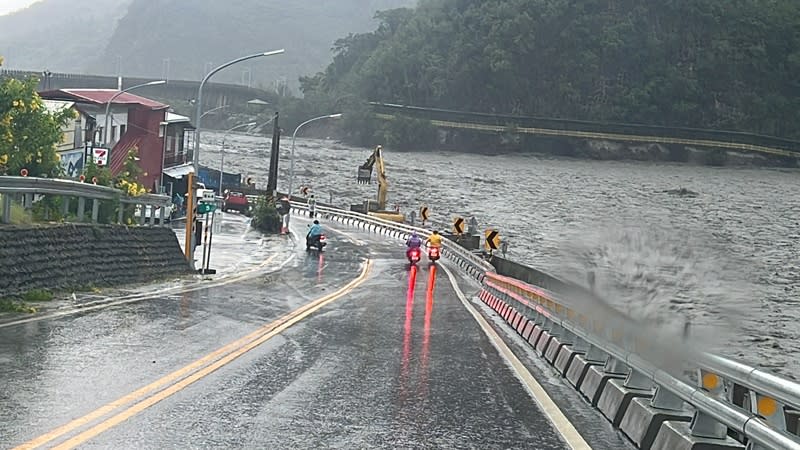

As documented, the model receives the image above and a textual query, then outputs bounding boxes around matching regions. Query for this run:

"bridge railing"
[371,102,800,158]
[292,200,800,450]
[0,176,172,226]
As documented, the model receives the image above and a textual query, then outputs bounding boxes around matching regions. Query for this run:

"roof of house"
[38,89,168,110]
[166,112,193,124]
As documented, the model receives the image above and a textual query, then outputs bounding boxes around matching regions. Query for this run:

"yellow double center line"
[16,259,373,450]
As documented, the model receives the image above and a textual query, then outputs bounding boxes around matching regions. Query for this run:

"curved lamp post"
[288,113,342,198]
[103,80,165,146]
[193,49,285,175]
[219,121,257,195]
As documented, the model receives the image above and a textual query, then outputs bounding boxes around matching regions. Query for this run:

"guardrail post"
[624,369,652,390]
[138,204,145,225]
[91,199,99,224]
[117,202,124,224]
[159,205,166,226]
[586,344,608,364]
[62,196,70,218]
[650,385,685,411]
[77,197,86,222]
[746,392,787,432]
[1,193,11,224]
[690,369,729,439]
[605,357,630,375]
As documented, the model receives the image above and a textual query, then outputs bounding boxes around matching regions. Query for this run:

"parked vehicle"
[223,191,249,214]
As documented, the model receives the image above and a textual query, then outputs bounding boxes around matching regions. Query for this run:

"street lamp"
[288,113,343,199]
[200,104,230,120]
[104,80,166,146]
[193,49,285,175]
[219,121,257,195]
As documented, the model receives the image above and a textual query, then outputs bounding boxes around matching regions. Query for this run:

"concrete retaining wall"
[0,224,190,296]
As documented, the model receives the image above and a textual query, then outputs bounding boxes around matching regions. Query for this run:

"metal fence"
[295,201,800,450]
[0,176,172,226]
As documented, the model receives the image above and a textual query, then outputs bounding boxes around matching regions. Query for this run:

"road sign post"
[184,172,195,265]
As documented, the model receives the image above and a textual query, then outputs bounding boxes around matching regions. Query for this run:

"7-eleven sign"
[93,148,109,167]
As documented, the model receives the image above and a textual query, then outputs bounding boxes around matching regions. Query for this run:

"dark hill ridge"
[0,0,415,89]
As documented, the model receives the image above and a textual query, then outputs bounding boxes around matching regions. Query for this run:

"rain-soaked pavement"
[0,213,633,449]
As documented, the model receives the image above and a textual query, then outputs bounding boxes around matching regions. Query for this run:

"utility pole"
[266,112,281,201]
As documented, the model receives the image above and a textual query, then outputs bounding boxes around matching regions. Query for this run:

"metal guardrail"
[484,272,800,450]
[0,176,171,226]
[290,202,494,280]
[292,201,800,450]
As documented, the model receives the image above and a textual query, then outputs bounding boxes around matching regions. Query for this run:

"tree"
[302,0,800,141]
[0,56,74,177]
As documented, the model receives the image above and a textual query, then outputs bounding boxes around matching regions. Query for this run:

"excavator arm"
[356,145,388,210]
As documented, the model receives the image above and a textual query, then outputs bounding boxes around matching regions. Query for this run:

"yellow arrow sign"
[420,206,430,221]
[485,229,501,251]
[453,217,465,234]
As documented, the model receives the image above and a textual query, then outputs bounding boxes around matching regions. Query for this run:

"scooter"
[407,247,422,265]
[306,234,327,251]
[427,245,441,263]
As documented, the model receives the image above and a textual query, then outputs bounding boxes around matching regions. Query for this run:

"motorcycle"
[427,245,441,263]
[306,233,327,251]
[406,247,422,265]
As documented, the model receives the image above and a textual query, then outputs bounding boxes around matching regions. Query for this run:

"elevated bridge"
[371,102,800,162]
[0,69,273,109]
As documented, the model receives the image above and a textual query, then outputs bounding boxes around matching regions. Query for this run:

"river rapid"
[200,132,800,376]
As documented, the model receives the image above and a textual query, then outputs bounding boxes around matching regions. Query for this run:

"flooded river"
[200,132,800,376]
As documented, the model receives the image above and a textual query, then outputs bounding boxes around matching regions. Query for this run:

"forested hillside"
[302,0,800,139]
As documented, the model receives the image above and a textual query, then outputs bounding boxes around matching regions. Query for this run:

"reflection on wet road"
[0,218,626,449]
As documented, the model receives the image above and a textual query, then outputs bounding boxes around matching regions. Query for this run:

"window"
[120,124,126,137]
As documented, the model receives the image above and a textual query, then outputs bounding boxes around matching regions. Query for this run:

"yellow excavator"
[350,145,405,223]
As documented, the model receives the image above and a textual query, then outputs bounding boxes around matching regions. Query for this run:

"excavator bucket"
[357,166,372,184]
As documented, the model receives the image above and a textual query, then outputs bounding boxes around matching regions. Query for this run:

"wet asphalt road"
[0,216,629,449]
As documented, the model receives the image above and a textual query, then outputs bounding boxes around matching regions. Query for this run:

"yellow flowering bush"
[0,56,73,177]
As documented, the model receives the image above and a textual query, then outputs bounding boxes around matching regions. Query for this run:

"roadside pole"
[184,172,195,266]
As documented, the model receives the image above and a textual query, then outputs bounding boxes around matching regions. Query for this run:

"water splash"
[552,218,758,351]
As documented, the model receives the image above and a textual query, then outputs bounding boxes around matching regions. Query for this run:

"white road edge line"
[440,263,592,450]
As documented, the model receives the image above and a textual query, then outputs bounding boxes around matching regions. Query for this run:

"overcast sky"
[0,0,42,16]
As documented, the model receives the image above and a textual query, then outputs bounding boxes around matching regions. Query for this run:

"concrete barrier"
[619,398,692,450]
[597,378,654,427]
[651,421,744,450]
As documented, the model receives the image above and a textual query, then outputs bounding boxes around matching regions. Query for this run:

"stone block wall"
[0,224,190,296]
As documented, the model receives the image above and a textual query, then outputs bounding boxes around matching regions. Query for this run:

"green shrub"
[22,289,53,302]
[251,196,281,233]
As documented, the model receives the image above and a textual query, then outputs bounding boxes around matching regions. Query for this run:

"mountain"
[0,0,415,90]
[0,0,132,72]
[93,0,416,90]
[306,0,800,140]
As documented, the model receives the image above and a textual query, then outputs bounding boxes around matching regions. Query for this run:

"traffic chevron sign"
[485,229,501,251]
[453,217,465,234]
[420,206,430,222]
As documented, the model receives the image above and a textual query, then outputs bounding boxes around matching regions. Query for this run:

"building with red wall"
[39,89,170,192]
